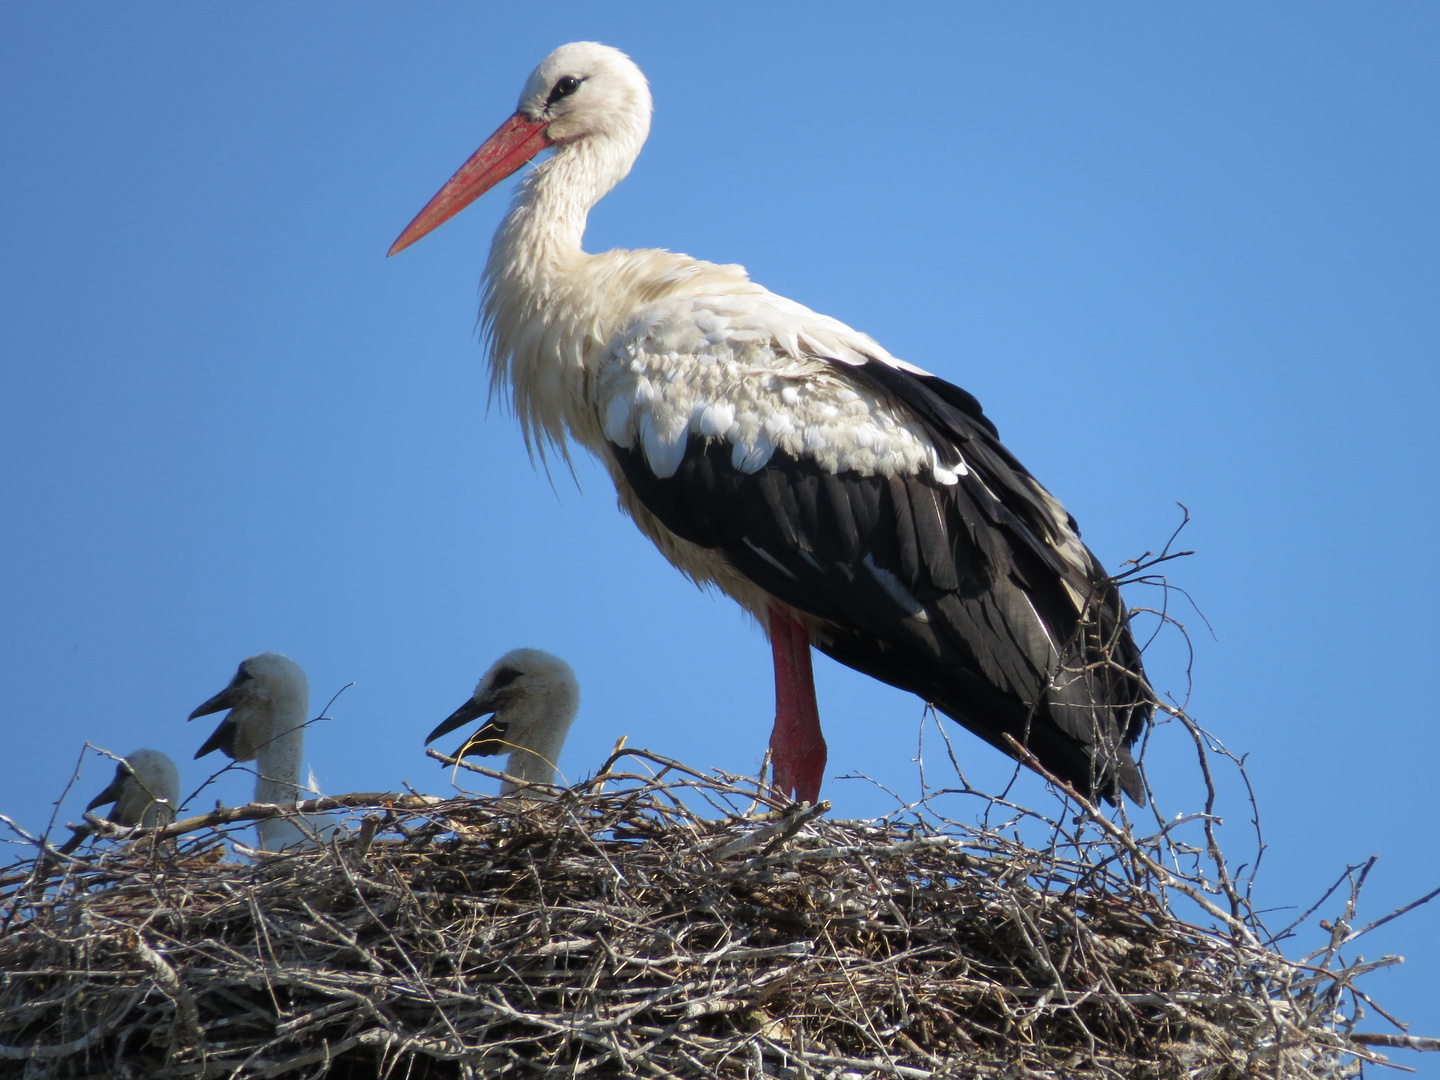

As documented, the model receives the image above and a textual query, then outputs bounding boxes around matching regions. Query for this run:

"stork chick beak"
[189,681,247,759]
[427,692,509,759]
[388,112,554,256]
[193,716,239,760]
[426,692,497,744]
[188,684,244,721]
[86,769,127,813]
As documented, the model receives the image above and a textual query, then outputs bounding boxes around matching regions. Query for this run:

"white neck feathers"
[497,671,580,794]
[482,114,654,462]
[251,676,307,850]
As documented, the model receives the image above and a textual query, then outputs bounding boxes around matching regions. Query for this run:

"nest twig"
[0,743,1422,1080]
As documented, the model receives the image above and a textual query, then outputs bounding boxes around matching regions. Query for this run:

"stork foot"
[767,605,827,803]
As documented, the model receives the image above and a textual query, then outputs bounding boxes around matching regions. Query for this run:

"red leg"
[767,604,827,803]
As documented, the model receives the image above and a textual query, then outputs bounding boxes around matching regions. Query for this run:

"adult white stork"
[425,648,581,795]
[389,43,1153,806]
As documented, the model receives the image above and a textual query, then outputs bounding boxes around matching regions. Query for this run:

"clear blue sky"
[3,3,1437,1060]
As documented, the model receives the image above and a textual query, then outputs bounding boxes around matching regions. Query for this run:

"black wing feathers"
[611,359,1152,804]
[909,483,958,592]
[844,359,1000,444]
[819,471,861,563]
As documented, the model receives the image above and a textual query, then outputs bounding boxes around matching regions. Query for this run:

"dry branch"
[0,755,1425,1080]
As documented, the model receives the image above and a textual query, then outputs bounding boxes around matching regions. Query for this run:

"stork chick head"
[189,652,310,762]
[427,648,580,761]
[86,748,180,827]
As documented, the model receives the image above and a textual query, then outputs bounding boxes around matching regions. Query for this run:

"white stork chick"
[426,649,579,795]
[85,748,180,828]
[390,43,1153,807]
[189,652,310,851]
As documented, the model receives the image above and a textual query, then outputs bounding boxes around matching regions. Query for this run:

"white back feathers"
[427,649,580,796]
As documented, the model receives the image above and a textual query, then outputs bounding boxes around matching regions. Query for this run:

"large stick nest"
[0,752,1409,1080]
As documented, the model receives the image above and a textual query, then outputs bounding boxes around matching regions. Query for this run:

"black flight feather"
[610,361,1152,804]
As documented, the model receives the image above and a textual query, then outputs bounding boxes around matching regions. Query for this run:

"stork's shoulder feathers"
[593,259,960,486]
[588,256,1108,617]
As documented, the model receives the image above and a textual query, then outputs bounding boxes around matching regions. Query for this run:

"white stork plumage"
[189,652,311,850]
[425,648,581,795]
[390,43,1153,806]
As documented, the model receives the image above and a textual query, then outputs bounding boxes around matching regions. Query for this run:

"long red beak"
[388,112,553,257]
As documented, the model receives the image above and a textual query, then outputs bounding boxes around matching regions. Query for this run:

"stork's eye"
[548,75,582,104]
[490,668,522,690]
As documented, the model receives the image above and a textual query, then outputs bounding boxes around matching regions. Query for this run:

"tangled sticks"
[0,749,1427,1079]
